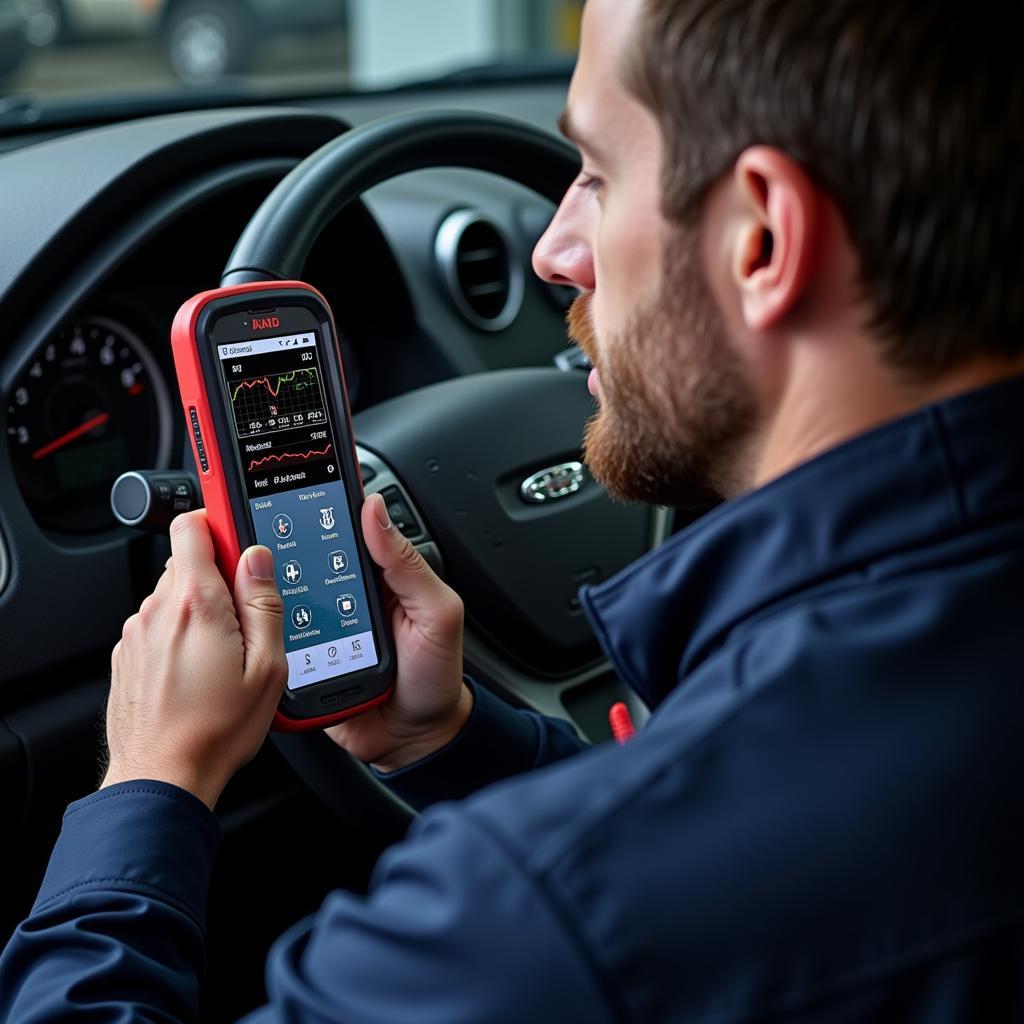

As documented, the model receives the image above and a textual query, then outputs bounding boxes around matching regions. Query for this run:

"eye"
[576,171,604,195]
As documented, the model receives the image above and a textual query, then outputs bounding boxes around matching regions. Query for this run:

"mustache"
[567,293,597,363]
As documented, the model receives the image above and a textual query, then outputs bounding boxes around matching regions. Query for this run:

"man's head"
[534,0,1024,507]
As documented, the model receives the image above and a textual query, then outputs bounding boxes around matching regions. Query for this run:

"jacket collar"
[579,374,1024,709]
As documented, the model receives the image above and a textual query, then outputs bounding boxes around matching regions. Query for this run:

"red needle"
[32,411,110,461]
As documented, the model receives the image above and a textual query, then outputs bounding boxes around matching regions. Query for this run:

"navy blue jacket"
[4,376,1024,1022]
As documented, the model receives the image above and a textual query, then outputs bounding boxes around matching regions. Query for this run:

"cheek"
[592,191,664,341]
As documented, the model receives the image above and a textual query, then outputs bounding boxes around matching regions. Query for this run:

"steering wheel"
[221,110,656,843]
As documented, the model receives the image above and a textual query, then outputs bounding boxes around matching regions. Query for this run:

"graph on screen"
[229,368,327,438]
[247,443,333,473]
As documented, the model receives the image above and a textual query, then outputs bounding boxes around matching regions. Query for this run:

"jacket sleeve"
[0,783,613,1024]
[0,781,219,1024]
[372,677,589,810]
[240,802,614,1024]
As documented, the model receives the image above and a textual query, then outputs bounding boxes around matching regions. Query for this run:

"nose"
[532,187,596,292]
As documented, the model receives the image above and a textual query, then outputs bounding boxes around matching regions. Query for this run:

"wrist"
[100,760,225,812]
[371,682,474,774]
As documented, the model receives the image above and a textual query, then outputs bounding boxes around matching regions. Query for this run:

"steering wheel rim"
[223,109,580,287]
[222,111,632,843]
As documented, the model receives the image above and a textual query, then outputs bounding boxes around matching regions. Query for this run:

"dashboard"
[0,95,581,683]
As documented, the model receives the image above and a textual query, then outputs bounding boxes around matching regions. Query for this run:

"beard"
[568,228,758,510]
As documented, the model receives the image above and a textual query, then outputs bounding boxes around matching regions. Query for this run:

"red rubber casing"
[170,279,394,731]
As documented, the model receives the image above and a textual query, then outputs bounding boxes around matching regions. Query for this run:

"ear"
[731,146,820,332]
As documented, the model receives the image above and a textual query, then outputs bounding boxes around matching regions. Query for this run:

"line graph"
[229,366,326,438]
[231,368,317,402]
[248,444,332,473]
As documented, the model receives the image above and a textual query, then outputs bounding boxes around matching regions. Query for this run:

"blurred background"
[0,0,583,102]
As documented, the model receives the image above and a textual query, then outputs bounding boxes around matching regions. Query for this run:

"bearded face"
[568,228,759,510]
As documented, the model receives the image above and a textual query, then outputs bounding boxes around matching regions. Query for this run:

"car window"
[0,0,582,105]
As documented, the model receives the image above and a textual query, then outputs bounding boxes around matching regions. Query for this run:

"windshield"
[0,0,581,107]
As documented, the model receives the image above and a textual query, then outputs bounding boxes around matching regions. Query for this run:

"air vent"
[435,210,525,332]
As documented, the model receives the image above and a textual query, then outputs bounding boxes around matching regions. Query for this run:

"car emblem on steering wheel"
[519,461,585,504]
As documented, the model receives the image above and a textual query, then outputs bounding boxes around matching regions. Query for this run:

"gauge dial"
[7,317,172,532]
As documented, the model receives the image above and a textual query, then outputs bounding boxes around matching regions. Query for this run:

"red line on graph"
[235,377,283,399]
[248,444,332,472]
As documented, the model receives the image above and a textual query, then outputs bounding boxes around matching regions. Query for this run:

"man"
[3,0,1024,1018]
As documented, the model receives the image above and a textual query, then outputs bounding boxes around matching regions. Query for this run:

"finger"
[360,494,453,621]
[233,546,287,694]
[168,510,224,599]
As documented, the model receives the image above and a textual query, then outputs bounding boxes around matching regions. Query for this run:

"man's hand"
[101,510,288,810]
[325,492,471,773]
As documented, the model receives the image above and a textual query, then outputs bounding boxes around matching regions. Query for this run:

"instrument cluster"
[6,315,173,533]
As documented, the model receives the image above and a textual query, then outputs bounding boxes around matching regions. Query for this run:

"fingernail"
[247,546,275,580]
[374,493,392,530]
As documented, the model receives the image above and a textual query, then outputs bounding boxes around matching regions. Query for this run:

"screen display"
[217,329,379,690]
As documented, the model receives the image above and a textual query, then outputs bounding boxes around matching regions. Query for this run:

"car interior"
[0,5,692,1018]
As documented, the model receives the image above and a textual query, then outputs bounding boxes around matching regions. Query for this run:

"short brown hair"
[626,0,1024,378]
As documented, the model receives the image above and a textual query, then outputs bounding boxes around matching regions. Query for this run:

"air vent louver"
[435,210,524,332]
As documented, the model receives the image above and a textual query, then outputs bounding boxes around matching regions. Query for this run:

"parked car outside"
[13,0,347,84]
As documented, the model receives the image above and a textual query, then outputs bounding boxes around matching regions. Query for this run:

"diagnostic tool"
[171,281,394,731]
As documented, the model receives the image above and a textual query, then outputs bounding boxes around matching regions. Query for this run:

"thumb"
[361,493,450,621]
[234,546,288,691]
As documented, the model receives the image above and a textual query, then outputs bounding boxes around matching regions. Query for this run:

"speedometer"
[7,317,173,533]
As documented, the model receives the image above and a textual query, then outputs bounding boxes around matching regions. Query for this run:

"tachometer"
[7,317,173,532]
